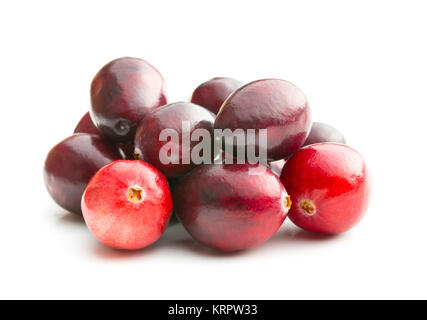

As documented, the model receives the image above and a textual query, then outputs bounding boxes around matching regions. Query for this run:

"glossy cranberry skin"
[190,77,242,114]
[214,79,312,161]
[174,163,291,252]
[303,122,346,147]
[134,102,216,178]
[44,134,122,215]
[74,112,101,136]
[82,160,173,250]
[280,143,371,234]
[90,57,167,142]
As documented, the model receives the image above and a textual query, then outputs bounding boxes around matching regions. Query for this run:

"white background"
[1,0,426,299]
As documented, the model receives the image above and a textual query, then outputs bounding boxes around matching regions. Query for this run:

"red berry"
[191,77,242,114]
[214,79,312,161]
[173,163,291,252]
[280,143,371,234]
[90,57,167,142]
[134,102,215,178]
[81,160,173,250]
[44,134,122,215]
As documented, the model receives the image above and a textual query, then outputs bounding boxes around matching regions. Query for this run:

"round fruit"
[74,112,101,136]
[303,122,346,147]
[280,143,371,234]
[134,102,216,178]
[44,134,122,215]
[81,160,173,250]
[173,163,291,252]
[190,77,242,114]
[90,57,167,142]
[214,79,312,161]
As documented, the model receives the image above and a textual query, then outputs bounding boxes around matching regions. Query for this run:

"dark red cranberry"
[280,143,371,234]
[214,79,312,161]
[173,163,291,252]
[74,112,101,136]
[82,160,173,250]
[44,134,122,215]
[190,77,242,114]
[303,122,346,147]
[90,57,167,142]
[134,102,216,178]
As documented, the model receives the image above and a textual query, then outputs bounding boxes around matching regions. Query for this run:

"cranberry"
[81,160,173,250]
[214,79,312,161]
[74,112,101,136]
[90,57,167,142]
[134,102,216,178]
[44,134,122,215]
[280,143,371,234]
[190,77,242,114]
[173,163,291,251]
[303,122,346,147]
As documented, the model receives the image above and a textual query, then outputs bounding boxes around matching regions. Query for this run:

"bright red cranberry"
[303,122,346,147]
[74,112,101,136]
[280,143,371,234]
[173,163,291,251]
[44,134,122,215]
[134,102,216,178]
[190,77,242,114]
[214,79,312,161]
[81,160,173,250]
[268,159,286,176]
[90,57,167,142]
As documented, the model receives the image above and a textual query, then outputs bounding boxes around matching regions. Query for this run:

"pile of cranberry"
[44,57,371,252]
